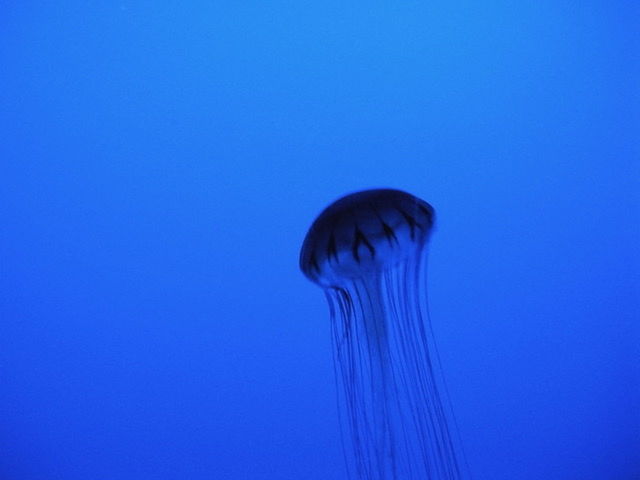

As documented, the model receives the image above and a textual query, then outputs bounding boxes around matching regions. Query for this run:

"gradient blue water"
[1,2,638,479]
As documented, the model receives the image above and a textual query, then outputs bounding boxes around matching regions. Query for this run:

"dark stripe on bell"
[352,228,375,263]
[327,234,338,262]
[397,209,418,240]
[418,204,434,226]
[310,253,320,274]
[381,221,398,245]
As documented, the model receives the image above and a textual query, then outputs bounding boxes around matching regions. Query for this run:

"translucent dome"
[300,189,435,287]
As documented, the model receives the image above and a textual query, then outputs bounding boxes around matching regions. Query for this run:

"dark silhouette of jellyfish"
[300,189,466,480]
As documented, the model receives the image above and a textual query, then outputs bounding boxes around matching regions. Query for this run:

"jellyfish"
[300,189,467,480]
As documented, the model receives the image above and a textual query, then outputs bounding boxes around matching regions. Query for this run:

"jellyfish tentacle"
[355,273,394,479]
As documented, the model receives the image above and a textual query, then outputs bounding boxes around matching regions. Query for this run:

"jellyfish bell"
[300,189,467,480]
[300,189,435,288]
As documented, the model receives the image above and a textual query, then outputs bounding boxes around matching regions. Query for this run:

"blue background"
[1,1,638,479]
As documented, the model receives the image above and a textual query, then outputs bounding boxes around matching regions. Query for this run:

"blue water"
[1,2,638,479]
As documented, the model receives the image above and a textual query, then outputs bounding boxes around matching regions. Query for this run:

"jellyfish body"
[300,189,465,480]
